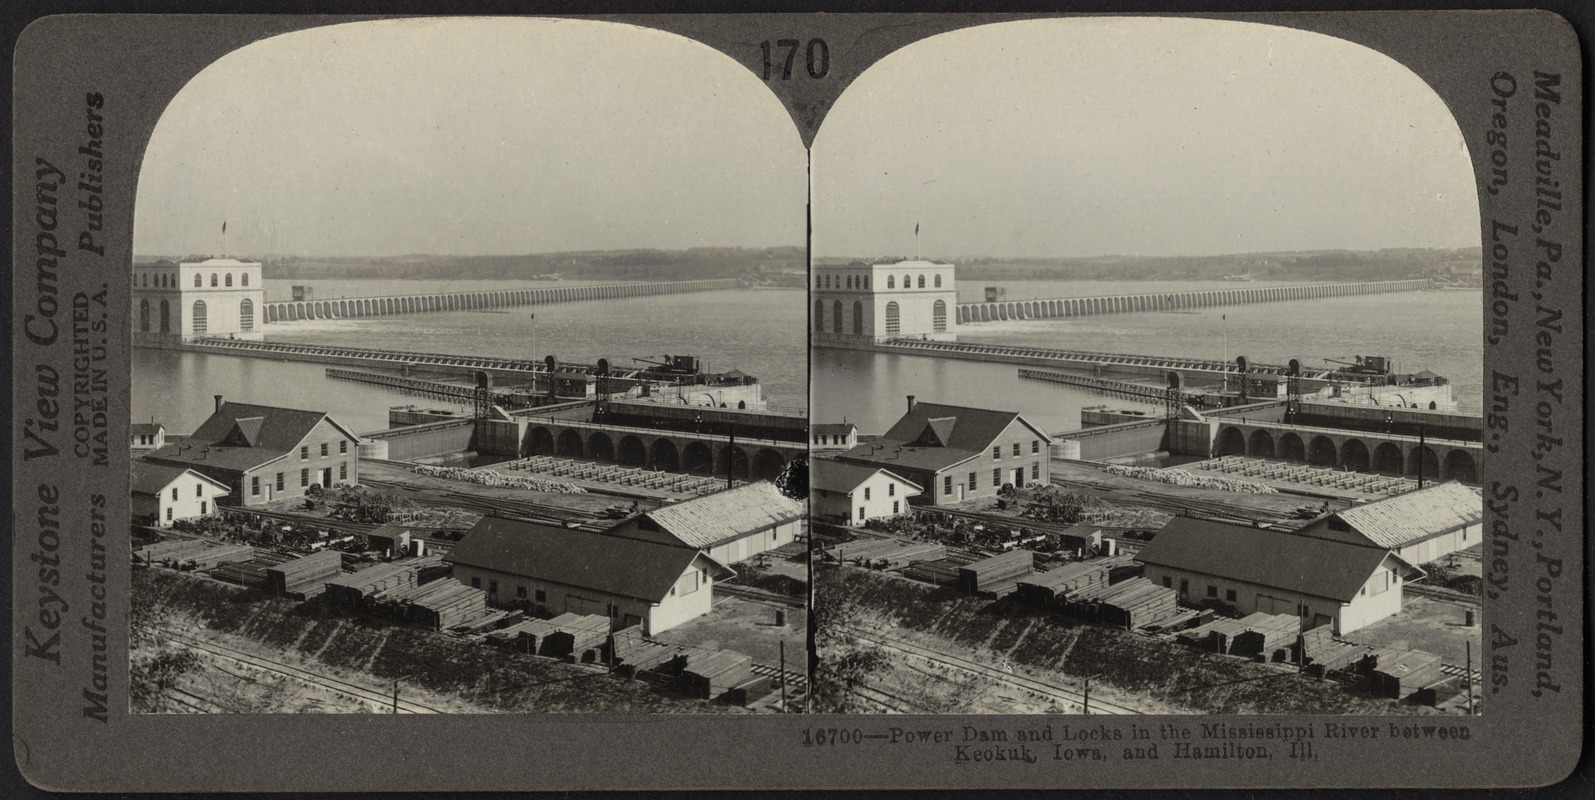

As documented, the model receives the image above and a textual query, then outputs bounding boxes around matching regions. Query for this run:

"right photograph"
[808,18,1484,716]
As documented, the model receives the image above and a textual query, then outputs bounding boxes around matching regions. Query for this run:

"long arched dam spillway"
[262,278,739,323]
[956,279,1431,324]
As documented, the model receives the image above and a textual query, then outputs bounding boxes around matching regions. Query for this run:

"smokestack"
[214,394,224,413]
[907,395,916,413]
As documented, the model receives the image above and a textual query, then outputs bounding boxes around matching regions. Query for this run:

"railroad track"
[718,583,805,609]
[850,682,919,713]
[840,626,1143,715]
[162,629,449,714]
[1440,663,1482,685]
[225,507,378,536]
[750,663,809,692]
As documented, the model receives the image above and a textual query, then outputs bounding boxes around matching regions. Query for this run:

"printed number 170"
[762,39,830,80]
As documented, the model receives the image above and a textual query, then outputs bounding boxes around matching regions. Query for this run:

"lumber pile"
[1230,613,1302,660]
[1369,650,1443,699]
[1177,613,1274,654]
[537,613,611,661]
[901,558,962,587]
[323,557,441,606]
[958,549,1035,595]
[1140,608,1200,633]
[1015,561,1114,606]
[135,540,253,570]
[209,560,271,589]
[679,650,754,700]
[610,626,680,673]
[371,579,488,630]
[1300,626,1367,675]
[726,675,775,707]
[266,550,343,598]
[1094,578,1181,630]
[450,608,517,634]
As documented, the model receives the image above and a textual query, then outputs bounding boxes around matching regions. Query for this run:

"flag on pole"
[914,222,920,236]
[222,220,227,234]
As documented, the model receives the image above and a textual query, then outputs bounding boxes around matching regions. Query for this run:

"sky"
[135,18,805,258]
[812,18,1481,260]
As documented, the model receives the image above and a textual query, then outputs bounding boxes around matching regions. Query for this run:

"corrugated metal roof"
[1135,517,1405,603]
[811,423,857,436]
[810,460,922,494]
[1330,482,1482,549]
[641,482,806,550]
[446,517,709,603]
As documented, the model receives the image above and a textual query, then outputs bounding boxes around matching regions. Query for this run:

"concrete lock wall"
[261,279,738,324]
[364,420,476,461]
[956,280,1431,325]
[475,419,527,457]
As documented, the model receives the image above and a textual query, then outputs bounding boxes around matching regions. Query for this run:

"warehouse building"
[142,397,361,507]
[1134,517,1422,634]
[835,397,1052,506]
[604,481,806,565]
[1292,482,1482,566]
[810,460,922,525]
[445,517,733,635]
[130,461,230,526]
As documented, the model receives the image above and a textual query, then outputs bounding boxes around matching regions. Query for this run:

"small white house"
[131,461,230,527]
[811,459,923,525]
[130,422,166,451]
[811,422,859,451]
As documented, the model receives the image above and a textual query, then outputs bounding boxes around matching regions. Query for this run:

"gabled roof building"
[1292,482,1482,566]
[142,397,361,507]
[604,481,806,565]
[810,459,923,525]
[445,516,732,635]
[1135,517,1422,634]
[835,398,1052,506]
[131,460,230,527]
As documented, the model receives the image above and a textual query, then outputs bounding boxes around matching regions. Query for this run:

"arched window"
[814,298,825,331]
[917,275,925,288]
[159,300,170,333]
[225,273,233,287]
[934,274,942,288]
[884,302,900,336]
[933,299,948,333]
[210,273,218,287]
[239,299,254,332]
[241,273,249,287]
[886,275,894,289]
[141,273,148,287]
[832,299,842,334]
[846,275,853,290]
[194,274,202,288]
[902,274,910,289]
[863,276,869,289]
[192,300,208,336]
[815,275,822,289]
[852,300,864,335]
[139,299,150,332]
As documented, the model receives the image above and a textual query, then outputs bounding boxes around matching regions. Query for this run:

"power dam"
[261,278,740,323]
[956,279,1430,324]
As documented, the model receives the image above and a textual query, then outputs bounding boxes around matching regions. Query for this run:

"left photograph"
[128,18,809,714]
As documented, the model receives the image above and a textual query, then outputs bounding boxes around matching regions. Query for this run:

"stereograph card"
[7,7,1586,793]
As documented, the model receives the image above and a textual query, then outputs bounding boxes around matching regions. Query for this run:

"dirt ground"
[358,459,638,515]
[1340,595,1483,666]
[1049,459,1343,518]
[652,594,807,667]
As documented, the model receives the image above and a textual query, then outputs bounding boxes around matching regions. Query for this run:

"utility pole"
[779,641,788,713]
[1466,640,1475,715]
[727,425,736,489]
[392,679,399,714]
[1083,673,1101,714]
[1417,425,1427,489]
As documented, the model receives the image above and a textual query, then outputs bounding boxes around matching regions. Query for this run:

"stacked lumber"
[610,627,679,672]
[384,579,488,630]
[537,613,611,660]
[135,540,253,570]
[726,675,775,707]
[1016,561,1113,606]
[1369,650,1443,699]
[1140,608,1200,633]
[901,559,962,587]
[209,560,271,589]
[680,650,754,700]
[1415,677,1464,707]
[1230,614,1302,660]
[323,557,441,606]
[1093,578,1180,630]
[1300,626,1367,675]
[451,608,515,634]
[958,549,1035,595]
[266,550,343,597]
[1176,613,1272,654]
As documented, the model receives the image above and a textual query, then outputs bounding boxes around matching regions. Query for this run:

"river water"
[133,283,806,435]
[813,284,1482,435]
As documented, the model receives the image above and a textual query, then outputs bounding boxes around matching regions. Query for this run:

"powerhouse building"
[812,259,957,345]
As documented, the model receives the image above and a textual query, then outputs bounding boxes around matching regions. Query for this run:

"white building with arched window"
[132,257,265,345]
[812,259,957,346]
